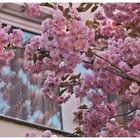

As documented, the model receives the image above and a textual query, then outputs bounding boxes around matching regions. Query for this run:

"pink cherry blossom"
[128,117,140,131]
[25,131,37,137]
[0,30,9,48]
[26,3,40,17]
[9,29,22,46]
[6,3,140,137]
[129,82,140,94]
[42,130,53,137]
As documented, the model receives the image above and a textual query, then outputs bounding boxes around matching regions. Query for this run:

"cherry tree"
[0,3,140,137]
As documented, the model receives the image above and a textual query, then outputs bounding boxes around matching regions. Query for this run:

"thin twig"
[103,67,140,85]
[92,52,125,74]
[13,47,25,49]
[110,108,138,119]
[91,52,140,85]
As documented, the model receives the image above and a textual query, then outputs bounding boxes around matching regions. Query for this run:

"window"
[0,29,63,130]
[0,3,80,132]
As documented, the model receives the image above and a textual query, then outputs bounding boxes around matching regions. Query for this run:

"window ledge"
[0,115,78,137]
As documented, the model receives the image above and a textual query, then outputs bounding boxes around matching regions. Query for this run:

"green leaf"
[86,20,94,28]
[19,5,26,12]
[128,32,138,37]
[91,5,98,12]
[65,14,71,20]
[78,104,88,109]
[60,82,68,87]
[44,13,53,19]
[76,7,84,12]
[58,4,64,11]
[43,3,54,8]
[69,3,72,8]
[33,53,37,64]
[48,36,54,41]
[6,43,13,50]
[73,126,84,136]
[79,3,87,7]
[59,88,67,96]
[61,74,70,81]
[77,3,93,12]
[85,3,93,10]
[85,48,93,57]
[65,7,70,14]
[69,73,81,80]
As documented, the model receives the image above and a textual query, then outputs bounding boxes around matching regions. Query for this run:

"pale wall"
[0,119,64,137]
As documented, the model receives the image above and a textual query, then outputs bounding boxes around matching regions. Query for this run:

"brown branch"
[13,47,25,49]
[91,52,140,85]
[103,67,140,85]
[110,108,138,119]
[82,60,93,64]
[92,52,126,74]
[103,67,127,79]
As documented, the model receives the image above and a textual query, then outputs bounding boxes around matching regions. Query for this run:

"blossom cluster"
[80,103,116,136]
[3,3,140,137]
[24,5,94,104]
[97,116,140,137]
[0,25,22,68]
[102,3,140,26]
[25,130,56,137]
[26,3,40,17]
[71,3,140,136]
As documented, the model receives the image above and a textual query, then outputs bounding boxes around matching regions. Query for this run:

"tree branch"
[91,52,140,85]
[92,52,125,74]
[110,108,138,119]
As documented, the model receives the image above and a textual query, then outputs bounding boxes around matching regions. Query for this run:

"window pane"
[0,30,63,130]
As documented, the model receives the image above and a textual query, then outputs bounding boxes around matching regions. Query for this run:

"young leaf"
[69,3,72,8]
[58,4,64,11]
[43,3,54,9]
[91,5,98,12]
[69,73,81,80]
[33,53,37,64]
[79,3,88,7]
[84,3,93,11]
[86,20,94,28]
[60,82,68,87]
[77,3,93,12]
[61,74,70,81]
[59,88,67,96]
[65,7,70,14]
[85,47,93,57]
[44,13,53,19]
[78,104,88,109]
[76,7,85,12]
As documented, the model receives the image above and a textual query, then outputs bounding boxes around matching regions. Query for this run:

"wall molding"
[0,3,48,34]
